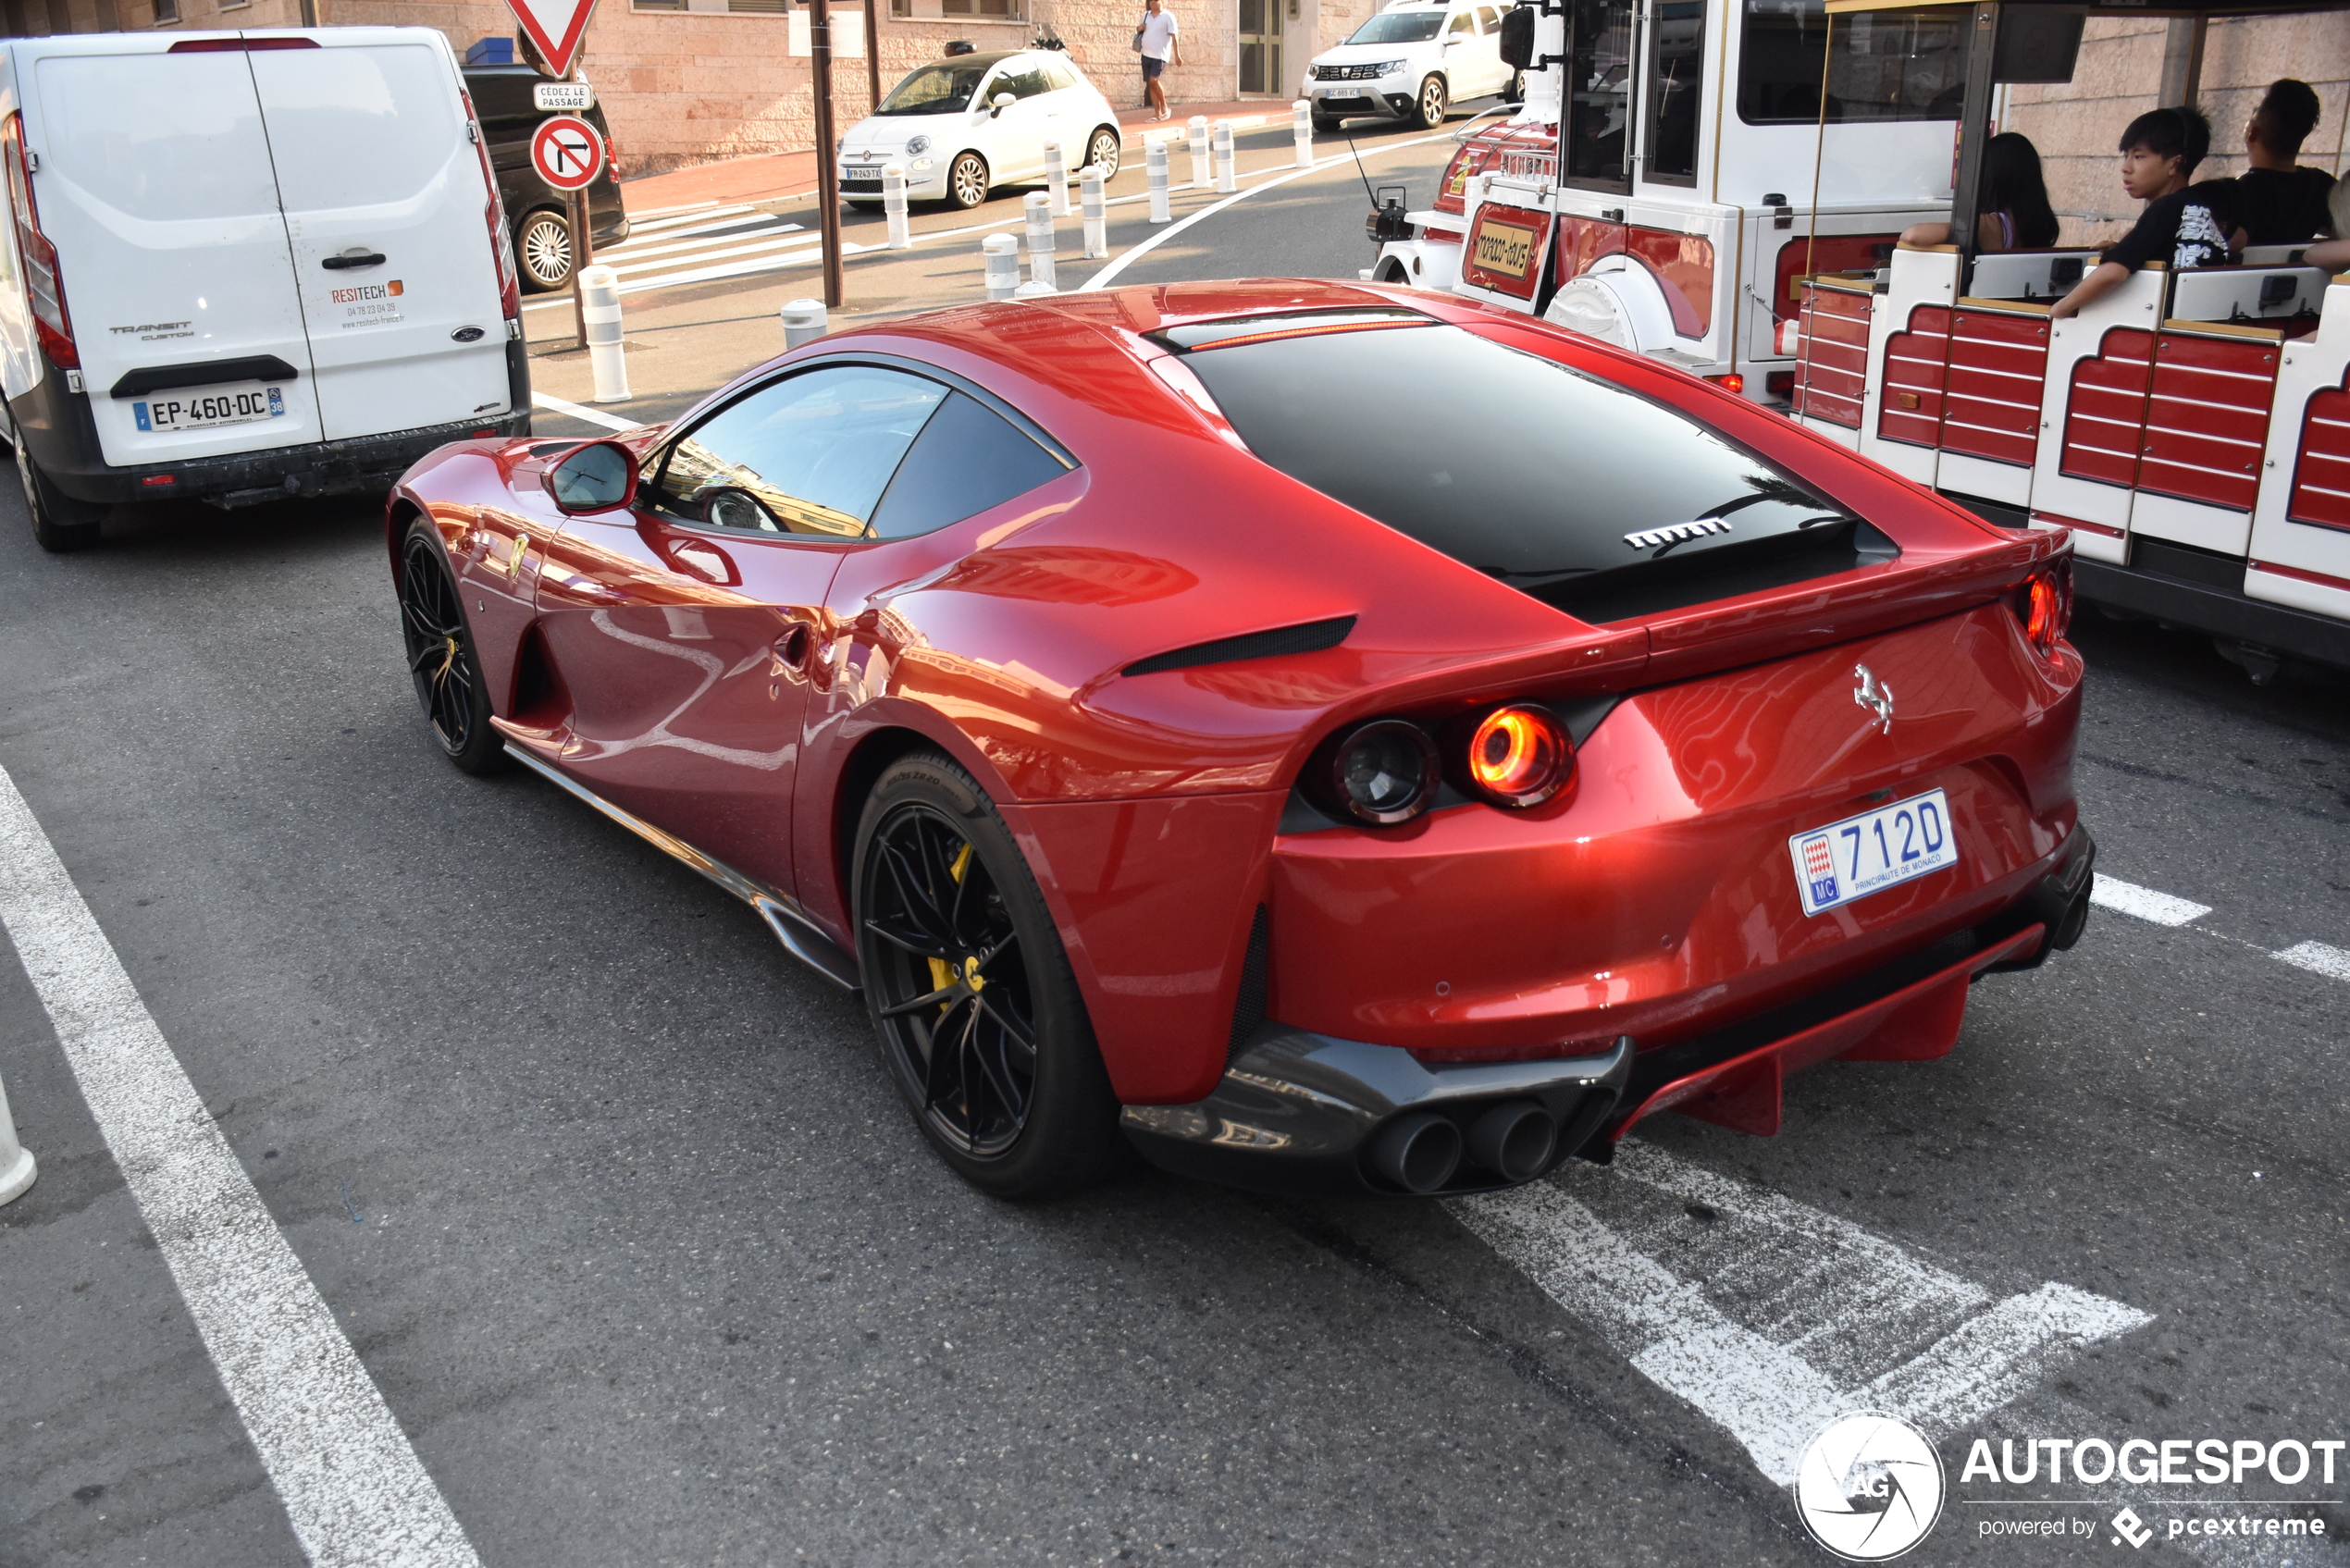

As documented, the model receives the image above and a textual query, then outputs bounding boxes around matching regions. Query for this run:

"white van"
[2,27,529,550]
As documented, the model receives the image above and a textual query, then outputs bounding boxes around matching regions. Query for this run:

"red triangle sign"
[504,0,601,80]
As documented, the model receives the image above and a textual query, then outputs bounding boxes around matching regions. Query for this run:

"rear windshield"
[1345,10,1447,43]
[1176,319,1894,623]
[878,57,1007,114]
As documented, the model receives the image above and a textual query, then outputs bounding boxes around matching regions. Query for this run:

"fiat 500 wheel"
[1085,127,1121,179]
[853,753,1120,1197]
[1413,75,1449,130]
[396,518,505,775]
[946,151,990,210]
[516,211,575,293]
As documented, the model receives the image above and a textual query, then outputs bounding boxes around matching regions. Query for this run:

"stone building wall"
[2002,13,2348,247]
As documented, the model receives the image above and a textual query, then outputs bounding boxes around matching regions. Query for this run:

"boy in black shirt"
[2051,107,2235,320]
[2232,80,2336,247]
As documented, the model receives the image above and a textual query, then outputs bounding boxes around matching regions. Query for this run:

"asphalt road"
[3,118,2346,1568]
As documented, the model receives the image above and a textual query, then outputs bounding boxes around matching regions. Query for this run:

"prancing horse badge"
[1852,663,1894,735]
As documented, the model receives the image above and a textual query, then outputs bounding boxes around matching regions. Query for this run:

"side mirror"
[991,91,1016,116]
[545,440,637,513]
[1497,5,1534,68]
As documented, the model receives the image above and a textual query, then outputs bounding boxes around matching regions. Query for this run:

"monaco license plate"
[1787,788,1959,917]
[1473,220,1537,278]
[133,383,286,434]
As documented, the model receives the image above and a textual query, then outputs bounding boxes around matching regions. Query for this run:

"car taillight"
[4,113,75,370]
[604,125,622,183]
[1453,704,1572,809]
[1307,719,1440,826]
[2015,558,2073,657]
[463,91,521,322]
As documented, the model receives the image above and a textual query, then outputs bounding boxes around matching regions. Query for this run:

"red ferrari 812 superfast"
[386,280,2092,1199]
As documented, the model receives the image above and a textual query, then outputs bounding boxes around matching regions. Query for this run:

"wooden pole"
[811,0,845,308]
[569,189,595,349]
[863,0,883,111]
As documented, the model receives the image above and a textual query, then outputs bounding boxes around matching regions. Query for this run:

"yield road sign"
[505,0,601,80]
[532,115,606,192]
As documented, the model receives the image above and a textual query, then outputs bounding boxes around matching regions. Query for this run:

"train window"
[1643,0,1704,185]
[1737,0,1966,126]
[1563,0,1636,190]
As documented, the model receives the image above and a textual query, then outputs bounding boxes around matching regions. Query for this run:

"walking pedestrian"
[1135,0,1181,122]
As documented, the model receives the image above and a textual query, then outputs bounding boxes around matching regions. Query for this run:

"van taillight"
[604,126,621,183]
[461,91,522,321]
[167,36,320,51]
[3,113,74,370]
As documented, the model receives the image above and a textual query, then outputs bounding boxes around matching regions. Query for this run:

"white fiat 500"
[1304,0,1518,132]
[838,49,1123,211]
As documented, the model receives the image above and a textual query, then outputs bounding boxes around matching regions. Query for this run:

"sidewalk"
[617,97,1292,214]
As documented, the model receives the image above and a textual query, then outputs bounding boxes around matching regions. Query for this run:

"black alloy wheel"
[1413,75,1449,130]
[854,753,1119,1197]
[396,518,505,775]
[1085,126,1121,179]
[1312,111,1345,135]
[516,210,575,292]
[946,150,991,210]
[1504,68,1526,103]
[14,433,105,552]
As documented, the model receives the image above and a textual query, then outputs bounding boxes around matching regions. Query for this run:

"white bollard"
[779,298,828,351]
[1187,115,1209,189]
[1023,191,1056,290]
[1043,139,1070,217]
[578,264,629,403]
[1292,99,1314,168]
[1212,118,1237,193]
[1146,137,1172,223]
[1080,165,1108,259]
[1012,278,1059,298]
[882,162,911,250]
[982,232,1020,300]
[0,1069,35,1208]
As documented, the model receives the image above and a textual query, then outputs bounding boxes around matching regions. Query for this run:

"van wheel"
[946,151,991,211]
[516,211,575,293]
[16,440,105,553]
[1412,75,1449,130]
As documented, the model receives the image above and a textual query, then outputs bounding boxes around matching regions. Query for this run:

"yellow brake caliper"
[925,842,975,1003]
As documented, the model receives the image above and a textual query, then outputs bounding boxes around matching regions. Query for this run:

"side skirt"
[501,742,861,994]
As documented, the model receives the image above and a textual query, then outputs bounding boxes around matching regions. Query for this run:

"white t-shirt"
[1138,9,1179,59]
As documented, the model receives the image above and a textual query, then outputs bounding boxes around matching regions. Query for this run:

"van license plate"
[1787,788,1959,917]
[133,384,286,434]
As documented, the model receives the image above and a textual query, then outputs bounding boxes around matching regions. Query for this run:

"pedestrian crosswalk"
[530,203,875,304]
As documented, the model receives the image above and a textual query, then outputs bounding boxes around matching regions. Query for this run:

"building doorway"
[1237,0,1283,94]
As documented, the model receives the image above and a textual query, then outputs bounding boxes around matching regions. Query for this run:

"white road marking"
[531,391,641,431]
[619,202,758,233]
[0,763,481,1567]
[1453,1141,2152,1486]
[598,216,803,262]
[2090,873,2211,927]
[2275,940,2350,982]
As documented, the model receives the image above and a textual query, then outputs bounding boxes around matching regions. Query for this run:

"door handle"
[321,251,388,269]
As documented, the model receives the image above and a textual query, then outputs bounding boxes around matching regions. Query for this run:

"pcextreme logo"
[1793,1412,1947,1561]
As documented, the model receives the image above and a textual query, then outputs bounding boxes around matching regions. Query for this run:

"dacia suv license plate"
[1788,788,1959,917]
[134,384,286,434]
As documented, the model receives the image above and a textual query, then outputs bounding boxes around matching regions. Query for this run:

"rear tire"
[1412,75,1449,130]
[396,516,506,775]
[853,752,1121,1198]
[516,210,575,293]
[15,437,105,553]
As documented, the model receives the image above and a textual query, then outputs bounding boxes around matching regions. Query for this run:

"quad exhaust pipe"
[1367,1098,1562,1193]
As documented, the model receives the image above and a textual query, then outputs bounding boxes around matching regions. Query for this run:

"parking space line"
[0,764,480,1568]
[2089,874,2212,926]
[531,391,641,431]
[1453,1141,2152,1485]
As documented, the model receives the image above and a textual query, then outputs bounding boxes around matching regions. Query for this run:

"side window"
[653,366,948,537]
[998,67,1054,100]
[1447,10,1477,35]
[1042,58,1082,92]
[870,393,1071,538]
[1476,6,1501,32]
[1643,0,1705,185]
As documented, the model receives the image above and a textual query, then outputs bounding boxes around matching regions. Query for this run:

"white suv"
[1304,0,1518,132]
[838,49,1122,212]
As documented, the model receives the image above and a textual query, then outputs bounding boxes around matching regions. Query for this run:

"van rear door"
[25,37,322,469]
[248,30,510,442]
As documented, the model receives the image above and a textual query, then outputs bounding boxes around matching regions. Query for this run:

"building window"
[728,0,787,11]
[151,0,179,20]
[940,0,1018,16]
[891,0,909,15]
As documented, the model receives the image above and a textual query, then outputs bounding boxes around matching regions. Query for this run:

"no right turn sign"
[531,114,606,192]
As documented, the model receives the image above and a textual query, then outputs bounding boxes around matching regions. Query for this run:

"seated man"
[2232,80,2335,248]
[2304,182,2350,272]
[2051,107,2236,320]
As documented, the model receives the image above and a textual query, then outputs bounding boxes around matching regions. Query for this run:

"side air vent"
[1123,615,1355,677]
[1227,905,1271,1064]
